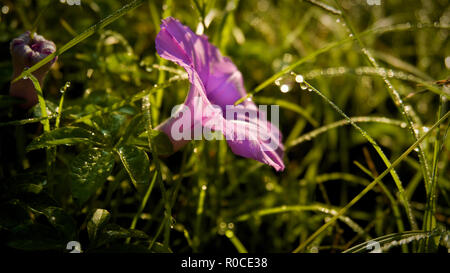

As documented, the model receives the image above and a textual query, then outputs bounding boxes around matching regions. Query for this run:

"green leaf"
[119,114,144,146]
[92,112,128,143]
[117,145,150,188]
[27,127,105,151]
[136,130,173,156]
[87,209,111,243]
[41,207,77,240]
[70,148,115,205]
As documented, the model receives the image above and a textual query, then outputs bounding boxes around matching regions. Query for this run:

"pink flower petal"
[155,17,284,171]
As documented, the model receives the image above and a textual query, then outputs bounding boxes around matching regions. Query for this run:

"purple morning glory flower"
[9,31,57,108]
[155,17,284,171]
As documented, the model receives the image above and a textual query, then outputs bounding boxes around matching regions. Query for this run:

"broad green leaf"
[27,127,105,151]
[92,112,128,143]
[87,209,111,243]
[136,130,173,156]
[41,207,77,240]
[118,114,144,146]
[117,145,150,188]
[70,148,115,205]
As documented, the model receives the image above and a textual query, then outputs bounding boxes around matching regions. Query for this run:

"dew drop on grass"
[299,82,308,90]
[275,77,282,86]
[280,84,290,93]
[387,69,394,77]
[295,74,304,83]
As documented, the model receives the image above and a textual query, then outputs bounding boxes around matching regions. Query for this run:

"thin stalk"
[55,82,70,129]
[421,96,446,251]
[143,95,172,248]
[287,116,406,149]
[126,171,158,244]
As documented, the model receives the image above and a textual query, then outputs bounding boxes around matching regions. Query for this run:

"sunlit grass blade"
[224,230,248,253]
[287,116,406,149]
[254,96,319,127]
[344,230,444,253]
[236,204,369,239]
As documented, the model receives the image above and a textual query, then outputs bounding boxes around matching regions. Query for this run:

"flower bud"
[9,31,57,109]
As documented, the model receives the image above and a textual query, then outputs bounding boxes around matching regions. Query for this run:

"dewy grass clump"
[0,0,449,255]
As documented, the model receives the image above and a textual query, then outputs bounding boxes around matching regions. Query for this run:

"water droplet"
[387,69,394,77]
[201,185,207,190]
[349,33,354,38]
[275,77,282,86]
[280,84,290,93]
[295,74,304,83]
[300,82,308,90]
[1,5,10,14]
[445,56,450,69]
